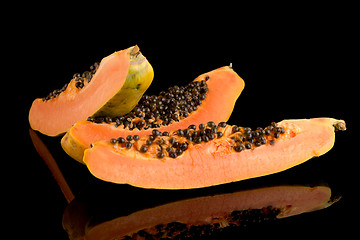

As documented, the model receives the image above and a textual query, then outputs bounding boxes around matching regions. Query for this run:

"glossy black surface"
[18,11,354,239]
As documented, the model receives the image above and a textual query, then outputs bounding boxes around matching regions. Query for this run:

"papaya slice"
[63,184,337,240]
[29,45,154,136]
[83,118,346,189]
[62,66,245,163]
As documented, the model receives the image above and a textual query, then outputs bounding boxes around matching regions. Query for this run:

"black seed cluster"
[119,206,280,240]
[41,83,68,101]
[110,134,140,150]
[73,62,99,89]
[88,78,209,129]
[144,121,226,159]
[181,121,226,145]
[230,121,286,152]
[109,121,286,159]
[42,62,99,101]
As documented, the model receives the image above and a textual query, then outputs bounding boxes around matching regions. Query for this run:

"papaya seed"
[152,129,161,136]
[75,81,84,89]
[218,122,227,128]
[199,123,206,130]
[140,145,148,153]
[201,135,209,142]
[208,133,215,140]
[234,145,244,152]
[188,124,196,130]
[169,152,177,158]
[176,148,183,156]
[232,126,240,133]
[177,129,184,137]
[207,121,215,127]
[157,152,165,158]
[117,137,126,143]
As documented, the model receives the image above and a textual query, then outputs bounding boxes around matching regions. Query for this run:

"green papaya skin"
[93,46,154,117]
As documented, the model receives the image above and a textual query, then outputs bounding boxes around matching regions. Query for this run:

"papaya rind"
[92,49,154,117]
[61,127,89,164]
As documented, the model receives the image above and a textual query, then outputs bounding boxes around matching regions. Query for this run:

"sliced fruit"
[83,118,346,189]
[29,45,154,136]
[62,66,245,163]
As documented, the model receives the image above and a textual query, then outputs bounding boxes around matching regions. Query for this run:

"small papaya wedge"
[29,45,154,136]
[83,118,346,189]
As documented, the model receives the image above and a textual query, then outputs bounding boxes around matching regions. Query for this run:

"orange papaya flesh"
[29,45,153,136]
[62,66,245,163]
[83,118,346,189]
[70,185,334,240]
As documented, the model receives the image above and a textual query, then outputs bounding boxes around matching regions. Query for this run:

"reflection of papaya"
[62,185,339,240]
[29,129,75,203]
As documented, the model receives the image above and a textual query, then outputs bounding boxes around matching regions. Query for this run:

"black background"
[15,4,356,239]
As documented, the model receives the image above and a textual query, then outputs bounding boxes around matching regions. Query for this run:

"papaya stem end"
[130,45,140,56]
[333,120,346,131]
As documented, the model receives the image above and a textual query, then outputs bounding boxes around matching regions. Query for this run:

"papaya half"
[83,118,346,189]
[61,66,245,163]
[29,45,154,136]
[63,184,337,240]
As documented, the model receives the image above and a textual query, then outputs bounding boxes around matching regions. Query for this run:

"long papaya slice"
[83,118,346,189]
[29,45,154,136]
[62,66,245,163]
